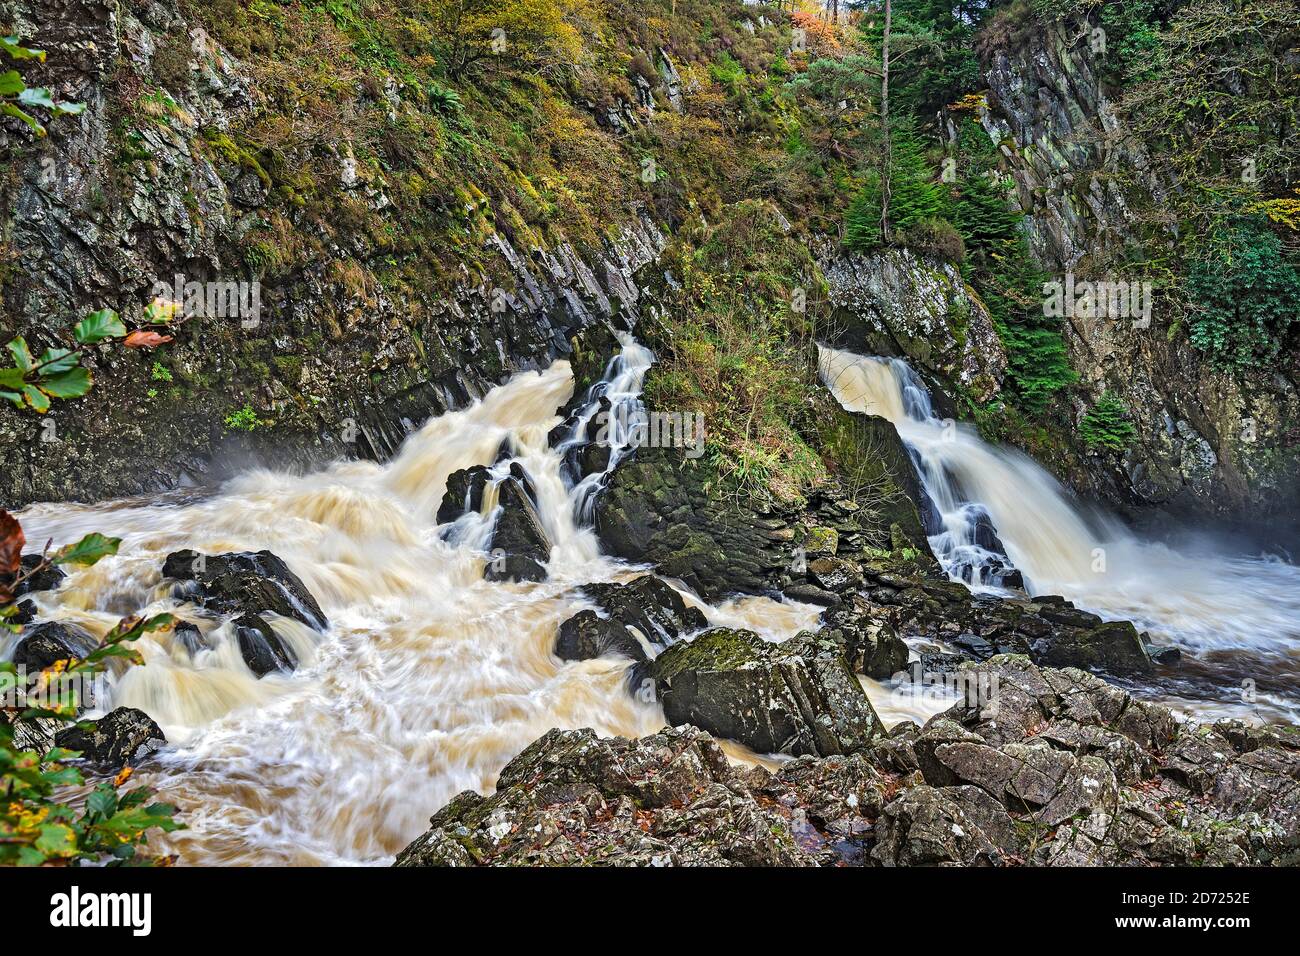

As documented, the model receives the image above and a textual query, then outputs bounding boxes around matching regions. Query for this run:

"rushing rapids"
[819,346,1300,723]
[3,337,819,864]
[6,337,1298,865]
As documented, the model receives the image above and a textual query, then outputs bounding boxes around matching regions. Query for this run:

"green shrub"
[1079,390,1137,451]
[843,177,881,251]
[1186,218,1300,370]
[223,404,265,431]
[950,169,1022,258]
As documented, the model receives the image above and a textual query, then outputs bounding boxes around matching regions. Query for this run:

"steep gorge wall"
[975,14,1300,532]
[0,0,670,506]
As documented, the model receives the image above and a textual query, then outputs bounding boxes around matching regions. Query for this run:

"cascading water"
[819,345,1300,722]
[4,334,820,865]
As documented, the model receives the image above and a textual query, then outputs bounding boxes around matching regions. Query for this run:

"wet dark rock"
[783,583,842,607]
[1147,643,1181,665]
[858,564,1153,676]
[11,600,37,626]
[554,575,707,662]
[578,439,612,479]
[553,396,614,484]
[554,611,643,661]
[966,506,1008,555]
[484,465,553,583]
[807,557,864,593]
[233,612,297,677]
[1,712,62,754]
[12,621,99,670]
[645,628,882,757]
[437,465,493,524]
[54,707,167,769]
[161,550,328,631]
[11,554,67,597]
[174,620,208,657]
[1029,620,1152,674]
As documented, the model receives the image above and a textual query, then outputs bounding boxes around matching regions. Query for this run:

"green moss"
[202,130,271,189]
[651,628,766,679]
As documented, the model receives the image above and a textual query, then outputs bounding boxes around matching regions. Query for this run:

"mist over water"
[819,346,1300,722]
[5,337,814,864]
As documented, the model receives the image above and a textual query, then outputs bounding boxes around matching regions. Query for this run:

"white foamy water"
[819,346,1300,722]
[4,337,819,864]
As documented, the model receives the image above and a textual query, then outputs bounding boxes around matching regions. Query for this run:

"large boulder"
[394,726,887,867]
[554,575,708,662]
[484,464,552,583]
[871,784,1023,866]
[161,549,328,631]
[12,620,98,670]
[820,596,909,678]
[54,707,166,769]
[595,406,939,602]
[644,628,882,757]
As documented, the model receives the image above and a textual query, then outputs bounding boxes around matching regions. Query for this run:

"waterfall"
[819,346,1300,720]
[2,336,819,865]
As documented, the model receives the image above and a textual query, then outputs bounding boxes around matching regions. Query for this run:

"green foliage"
[981,245,1077,413]
[425,82,463,115]
[1098,0,1163,84]
[0,34,84,135]
[0,294,182,864]
[1079,390,1137,451]
[843,122,947,251]
[1,513,182,866]
[1121,0,1299,238]
[1185,218,1300,370]
[646,201,828,504]
[843,177,882,251]
[1,310,130,411]
[0,618,183,865]
[223,404,265,431]
[949,169,1022,258]
[72,308,128,345]
[860,0,981,117]
[709,51,746,91]
[944,131,1076,415]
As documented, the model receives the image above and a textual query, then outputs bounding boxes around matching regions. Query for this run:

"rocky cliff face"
[822,246,1007,405]
[0,0,666,506]
[975,15,1300,531]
